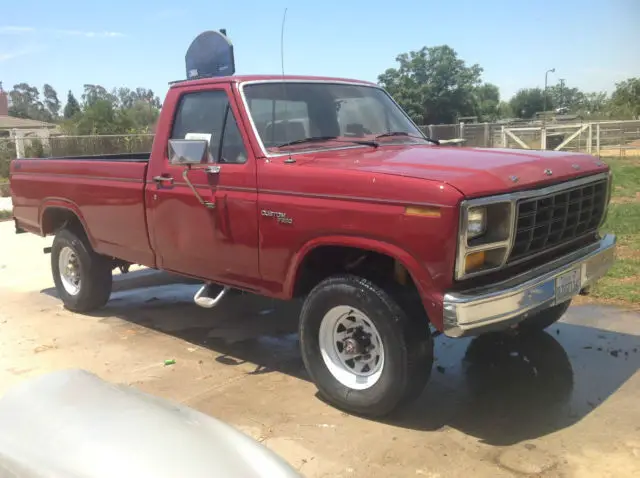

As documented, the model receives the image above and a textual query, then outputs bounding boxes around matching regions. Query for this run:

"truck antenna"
[280,7,295,164]
[280,8,287,79]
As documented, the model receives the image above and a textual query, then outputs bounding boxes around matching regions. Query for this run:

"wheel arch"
[39,199,96,249]
[284,235,441,324]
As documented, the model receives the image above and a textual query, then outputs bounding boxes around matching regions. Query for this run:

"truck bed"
[10,156,154,267]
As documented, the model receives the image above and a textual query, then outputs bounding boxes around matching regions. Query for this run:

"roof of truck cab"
[169,74,378,89]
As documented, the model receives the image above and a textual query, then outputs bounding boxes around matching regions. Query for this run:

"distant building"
[0,82,59,157]
[0,82,57,138]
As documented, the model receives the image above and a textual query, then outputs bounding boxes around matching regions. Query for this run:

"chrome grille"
[509,179,608,262]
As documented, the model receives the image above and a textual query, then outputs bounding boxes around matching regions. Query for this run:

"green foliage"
[378,45,483,124]
[590,157,640,304]
[59,84,161,135]
[377,45,637,123]
[0,139,15,179]
[474,83,501,121]
[497,101,514,118]
[509,88,551,118]
[43,84,60,119]
[7,82,160,134]
[609,77,640,119]
[63,91,81,119]
[8,83,50,121]
[24,139,47,158]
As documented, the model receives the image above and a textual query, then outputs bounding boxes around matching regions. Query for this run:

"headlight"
[467,207,487,239]
[456,200,515,280]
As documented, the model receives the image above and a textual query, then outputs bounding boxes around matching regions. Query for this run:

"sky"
[1,0,639,107]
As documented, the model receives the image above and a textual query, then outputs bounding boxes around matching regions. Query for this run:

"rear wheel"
[51,229,112,312]
[299,275,433,417]
[517,300,571,334]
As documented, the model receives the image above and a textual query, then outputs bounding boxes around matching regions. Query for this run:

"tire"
[51,228,113,312]
[299,274,434,417]
[517,300,571,334]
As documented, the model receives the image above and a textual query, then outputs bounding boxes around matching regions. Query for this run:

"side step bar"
[194,283,229,308]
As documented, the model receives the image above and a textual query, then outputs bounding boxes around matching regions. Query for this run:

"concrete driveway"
[1,220,639,477]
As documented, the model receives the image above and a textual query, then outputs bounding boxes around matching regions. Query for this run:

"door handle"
[153,175,174,185]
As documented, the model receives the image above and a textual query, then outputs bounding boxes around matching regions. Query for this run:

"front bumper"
[443,234,616,337]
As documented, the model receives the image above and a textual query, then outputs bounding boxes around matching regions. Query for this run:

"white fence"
[499,120,640,156]
[421,119,640,155]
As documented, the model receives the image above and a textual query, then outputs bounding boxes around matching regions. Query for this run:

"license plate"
[555,268,582,303]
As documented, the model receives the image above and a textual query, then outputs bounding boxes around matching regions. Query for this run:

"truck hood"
[306,145,608,197]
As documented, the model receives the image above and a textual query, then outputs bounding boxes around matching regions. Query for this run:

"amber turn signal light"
[404,206,441,218]
[465,251,486,272]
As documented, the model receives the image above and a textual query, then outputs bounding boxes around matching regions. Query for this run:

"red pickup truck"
[9,33,616,417]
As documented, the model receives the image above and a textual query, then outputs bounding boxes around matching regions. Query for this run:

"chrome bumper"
[443,234,616,337]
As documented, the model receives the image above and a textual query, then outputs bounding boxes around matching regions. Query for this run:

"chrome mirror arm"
[182,167,217,209]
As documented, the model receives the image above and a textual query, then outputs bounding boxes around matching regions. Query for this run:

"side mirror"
[168,139,213,166]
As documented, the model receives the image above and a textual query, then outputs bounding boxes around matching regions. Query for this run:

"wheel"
[517,300,571,334]
[51,228,113,312]
[299,274,434,417]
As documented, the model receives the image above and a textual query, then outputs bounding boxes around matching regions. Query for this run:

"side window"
[170,90,228,162]
[220,108,248,164]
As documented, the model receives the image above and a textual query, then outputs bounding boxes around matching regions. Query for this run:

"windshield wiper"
[276,136,378,148]
[375,131,439,145]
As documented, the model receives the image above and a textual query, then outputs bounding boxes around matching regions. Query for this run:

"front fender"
[284,235,443,327]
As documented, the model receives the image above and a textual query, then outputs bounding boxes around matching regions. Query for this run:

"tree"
[73,99,118,134]
[609,77,640,119]
[378,45,483,124]
[567,91,610,118]
[63,91,81,119]
[61,84,161,134]
[81,84,117,108]
[497,101,514,119]
[509,88,552,119]
[117,99,160,133]
[116,87,161,110]
[7,83,47,120]
[43,84,61,119]
[547,83,584,112]
[474,83,500,121]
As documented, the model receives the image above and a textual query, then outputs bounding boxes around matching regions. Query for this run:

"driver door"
[147,85,259,285]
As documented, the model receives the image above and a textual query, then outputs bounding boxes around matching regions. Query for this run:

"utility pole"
[558,78,566,108]
[542,68,555,150]
[543,68,555,115]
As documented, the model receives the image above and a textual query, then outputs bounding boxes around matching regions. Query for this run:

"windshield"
[242,82,427,153]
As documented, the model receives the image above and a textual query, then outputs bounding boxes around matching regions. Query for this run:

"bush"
[24,138,47,158]
[0,139,15,180]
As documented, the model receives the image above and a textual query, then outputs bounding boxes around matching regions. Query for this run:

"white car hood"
[0,369,300,478]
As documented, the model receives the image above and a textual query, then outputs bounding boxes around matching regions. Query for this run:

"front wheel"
[299,275,433,417]
[51,228,113,312]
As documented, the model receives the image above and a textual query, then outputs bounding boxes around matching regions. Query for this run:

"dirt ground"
[1,221,639,477]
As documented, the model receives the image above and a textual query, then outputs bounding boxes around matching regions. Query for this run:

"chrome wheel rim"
[318,306,384,390]
[59,246,81,296]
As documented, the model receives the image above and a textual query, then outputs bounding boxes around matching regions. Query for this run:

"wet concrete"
[1,221,640,477]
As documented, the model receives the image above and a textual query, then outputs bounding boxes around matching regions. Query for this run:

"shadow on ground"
[42,269,640,446]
